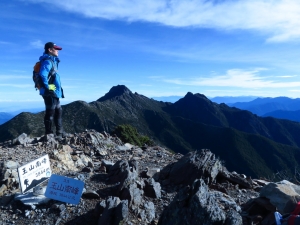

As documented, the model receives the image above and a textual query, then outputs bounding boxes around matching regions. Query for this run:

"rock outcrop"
[0,130,299,225]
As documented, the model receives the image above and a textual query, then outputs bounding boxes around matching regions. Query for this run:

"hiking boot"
[55,135,63,141]
[41,133,54,142]
[55,132,71,140]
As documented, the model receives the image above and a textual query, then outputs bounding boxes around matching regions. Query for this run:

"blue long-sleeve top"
[38,53,64,98]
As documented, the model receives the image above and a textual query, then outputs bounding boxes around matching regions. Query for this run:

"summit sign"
[17,154,51,193]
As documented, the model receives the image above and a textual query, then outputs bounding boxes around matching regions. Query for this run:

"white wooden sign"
[45,174,84,205]
[18,154,51,193]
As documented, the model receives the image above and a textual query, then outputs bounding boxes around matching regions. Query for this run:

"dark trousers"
[43,96,62,135]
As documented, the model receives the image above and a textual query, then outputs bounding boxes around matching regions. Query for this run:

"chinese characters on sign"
[45,174,84,205]
[18,154,51,193]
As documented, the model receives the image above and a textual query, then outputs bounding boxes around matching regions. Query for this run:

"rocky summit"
[0,130,300,225]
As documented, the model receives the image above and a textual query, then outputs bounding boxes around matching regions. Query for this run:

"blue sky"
[1,0,300,111]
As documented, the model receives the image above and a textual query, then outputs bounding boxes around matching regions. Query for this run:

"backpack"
[286,202,300,225]
[275,202,300,225]
[33,59,56,90]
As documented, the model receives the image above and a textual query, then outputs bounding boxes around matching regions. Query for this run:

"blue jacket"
[39,53,64,98]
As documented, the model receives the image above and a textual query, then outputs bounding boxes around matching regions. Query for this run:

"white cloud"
[30,40,43,49]
[162,68,300,88]
[276,75,297,78]
[9,70,26,73]
[0,75,28,80]
[0,84,31,88]
[25,0,300,42]
[0,41,11,45]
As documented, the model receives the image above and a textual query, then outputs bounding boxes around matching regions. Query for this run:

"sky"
[1,0,300,111]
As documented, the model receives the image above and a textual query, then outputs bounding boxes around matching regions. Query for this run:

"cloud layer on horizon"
[24,0,300,42]
[161,68,300,88]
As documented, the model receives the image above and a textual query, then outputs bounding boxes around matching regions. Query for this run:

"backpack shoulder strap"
[43,58,56,74]
[292,202,300,215]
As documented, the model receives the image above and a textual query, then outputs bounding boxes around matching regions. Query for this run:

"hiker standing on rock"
[38,42,68,140]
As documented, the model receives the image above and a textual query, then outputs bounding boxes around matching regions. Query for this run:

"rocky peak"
[178,92,212,105]
[169,91,227,127]
[97,85,133,102]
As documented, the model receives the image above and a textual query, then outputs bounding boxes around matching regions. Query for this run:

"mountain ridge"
[229,96,300,116]
[263,109,300,122]
[1,85,300,178]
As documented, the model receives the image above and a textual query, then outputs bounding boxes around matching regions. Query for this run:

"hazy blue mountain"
[229,97,300,116]
[0,101,44,112]
[209,96,259,104]
[0,107,44,125]
[0,112,14,125]
[263,110,300,122]
[10,107,44,115]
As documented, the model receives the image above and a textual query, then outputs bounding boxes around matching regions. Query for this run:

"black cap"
[44,42,62,50]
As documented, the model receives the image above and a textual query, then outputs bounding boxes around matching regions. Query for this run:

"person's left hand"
[48,84,56,91]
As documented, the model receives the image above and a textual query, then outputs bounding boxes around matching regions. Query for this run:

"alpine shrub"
[113,124,153,147]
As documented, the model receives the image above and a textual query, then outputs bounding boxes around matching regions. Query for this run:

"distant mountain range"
[263,110,300,122]
[229,97,300,116]
[1,85,300,180]
[0,112,15,125]
[152,96,258,104]
[210,96,258,104]
[0,107,44,125]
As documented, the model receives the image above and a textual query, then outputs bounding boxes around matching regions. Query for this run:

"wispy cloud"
[30,40,43,49]
[148,76,165,79]
[25,0,300,42]
[0,41,11,45]
[0,75,28,80]
[0,84,31,88]
[161,68,300,88]
[276,75,297,78]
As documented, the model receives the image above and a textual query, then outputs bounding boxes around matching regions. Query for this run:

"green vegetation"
[112,124,154,147]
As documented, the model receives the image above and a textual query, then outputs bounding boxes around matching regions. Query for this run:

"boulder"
[119,181,143,208]
[139,201,155,224]
[101,160,114,172]
[53,148,78,171]
[0,184,7,197]
[144,178,161,199]
[108,160,131,184]
[116,145,130,153]
[12,133,32,145]
[87,132,105,146]
[80,154,93,167]
[142,167,160,178]
[159,149,223,186]
[259,180,300,214]
[219,168,253,189]
[158,179,242,225]
[3,161,20,170]
[97,196,128,225]
[108,160,138,184]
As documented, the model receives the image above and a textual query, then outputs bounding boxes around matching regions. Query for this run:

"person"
[39,42,67,139]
